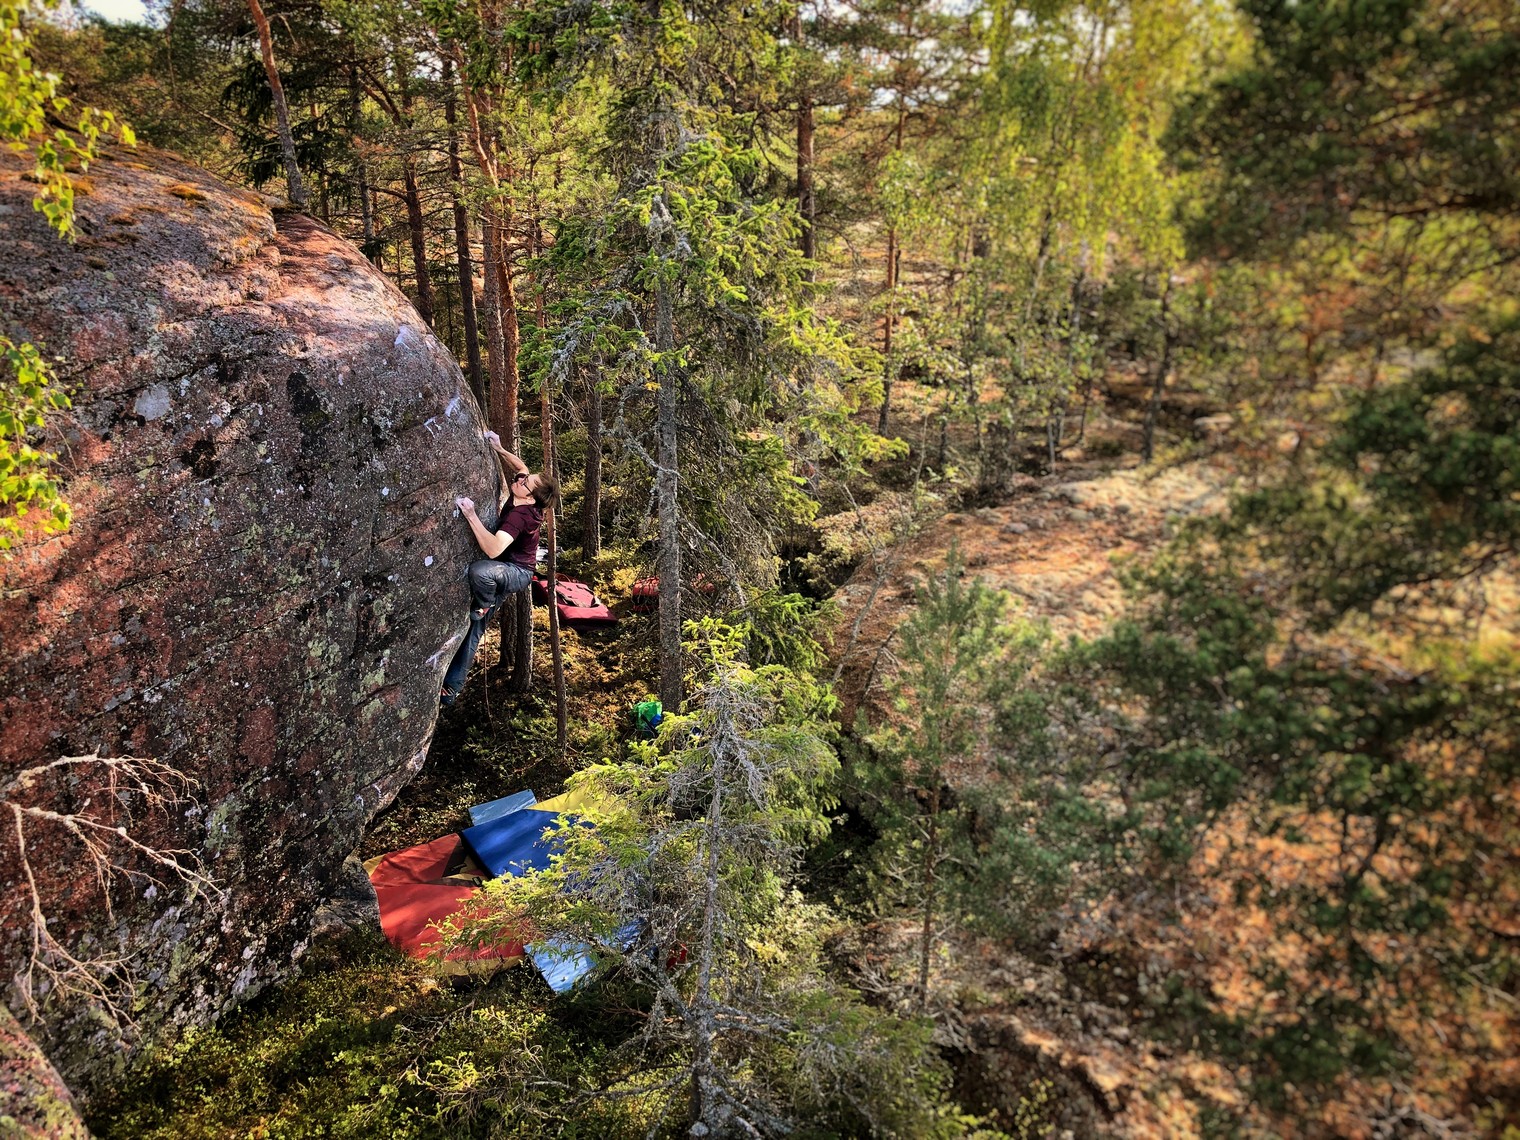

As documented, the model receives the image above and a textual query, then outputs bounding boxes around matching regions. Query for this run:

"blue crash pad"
[468,788,538,827]
[528,921,644,994]
[529,938,599,993]
[459,807,566,879]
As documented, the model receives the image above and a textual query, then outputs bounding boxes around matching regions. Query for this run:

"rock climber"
[440,431,560,706]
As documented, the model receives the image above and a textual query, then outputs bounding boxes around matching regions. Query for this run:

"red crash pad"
[368,834,524,970]
[554,579,615,630]
[529,576,617,630]
[532,574,614,629]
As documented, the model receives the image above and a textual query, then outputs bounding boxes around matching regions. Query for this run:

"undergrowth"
[87,934,647,1139]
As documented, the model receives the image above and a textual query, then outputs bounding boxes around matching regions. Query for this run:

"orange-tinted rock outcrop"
[0,147,503,1092]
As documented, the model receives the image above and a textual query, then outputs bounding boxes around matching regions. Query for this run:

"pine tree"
[853,545,1044,1010]
[514,0,881,711]
[454,620,970,1136]
[245,0,308,209]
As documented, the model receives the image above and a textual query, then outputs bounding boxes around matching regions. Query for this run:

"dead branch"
[2,753,222,1026]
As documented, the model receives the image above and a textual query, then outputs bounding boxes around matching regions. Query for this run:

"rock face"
[0,1006,87,1138]
[0,148,502,1092]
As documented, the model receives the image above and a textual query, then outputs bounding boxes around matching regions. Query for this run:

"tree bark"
[370,187,384,270]
[247,0,307,210]
[444,63,484,408]
[1066,263,1092,450]
[481,218,507,417]
[455,75,516,436]
[798,103,816,268]
[790,10,816,273]
[494,244,531,694]
[877,103,906,434]
[917,789,940,1014]
[496,252,522,445]
[656,280,683,712]
[582,371,602,559]
[535,223,567,752]
[357,160,376,263]
[499,589,533,694]
[349,65,376,264]
[878,225,897,435]
[542,484,565,753]
[401,161,436,328]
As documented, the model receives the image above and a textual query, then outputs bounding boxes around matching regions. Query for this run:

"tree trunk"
[1142,276,1175,464]
[357,161,376,263]
[878,224,897,435]
[542,488,566,753]
[494,250,523,448]
[1066,264,1092,450]
[402,161,436,328]
[370,187,384,270]
[481,218,507,419]
[493,243,531,694]
[444,65,484,408]
[474,215,525,694]
[917,790,940,1014]
[790,11,816,273]
[457,80,514,435]
[655,281,683,712]
[247,0,307,210]
[877,103,906,434]
[349,65,375,264]
[536,224,567,753]
[689,695,729,1133]
[582,372,602,560]
[798,103,816,269]
[496,592,530,693]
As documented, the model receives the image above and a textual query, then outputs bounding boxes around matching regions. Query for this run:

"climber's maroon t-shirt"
[496,501,542,569]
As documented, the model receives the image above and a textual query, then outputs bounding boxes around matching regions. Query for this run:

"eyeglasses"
[512,473,529,484]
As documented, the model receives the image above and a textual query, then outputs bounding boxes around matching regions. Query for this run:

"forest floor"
[360,610,658,859]
[817,383,1520,1137]
[351,377,1250,1138]
[827,441,1236,725]
[812,390,1257,1139]
[358,367,1520,1139]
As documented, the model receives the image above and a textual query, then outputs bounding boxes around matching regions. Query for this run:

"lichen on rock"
[0,146,506,1098]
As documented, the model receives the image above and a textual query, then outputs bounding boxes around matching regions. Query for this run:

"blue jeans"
[442,560,533,699]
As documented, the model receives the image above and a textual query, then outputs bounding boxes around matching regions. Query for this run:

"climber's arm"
[483,430,528,475]
[455,496,509,559]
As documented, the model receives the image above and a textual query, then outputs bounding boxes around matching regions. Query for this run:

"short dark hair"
[531,474,561,511]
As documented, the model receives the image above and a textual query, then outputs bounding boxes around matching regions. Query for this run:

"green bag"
[633,699,663,739]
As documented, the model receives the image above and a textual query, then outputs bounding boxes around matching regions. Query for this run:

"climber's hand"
[456,496,475,514]
[483,431,501,449]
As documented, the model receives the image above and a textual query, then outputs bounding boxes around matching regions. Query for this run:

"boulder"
[0,147,502,1093]
[0,1006,86,1139]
